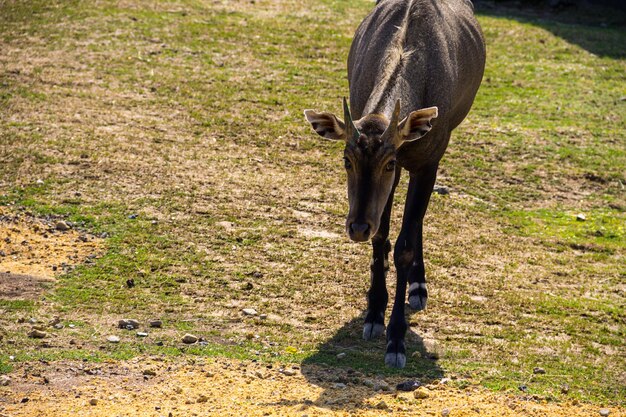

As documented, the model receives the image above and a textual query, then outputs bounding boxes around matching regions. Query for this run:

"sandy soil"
[1,357,622,417]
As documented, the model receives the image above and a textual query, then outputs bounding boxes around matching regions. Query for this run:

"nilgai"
[304,0,485,368]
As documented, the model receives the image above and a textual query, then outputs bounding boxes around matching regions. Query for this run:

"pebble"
[255,370,265,379]
[182,334,198,344]
[55,221,70,231]
[197,394,209,403]
[397,380,422,391]
[281,369,296,376]
[433,185,450,195]
[149,320,162,328]
[576,213,586,222]
[242,308,257,316]
[53,323,64,329]
[136,332,148,337]
[533,367,546,374]
[89,398,98,406]
[107,335,120,343]
[333,383,346,389]
[599,409,610,417]
[364,379,391,392]
[259,314,268,320]
[28,329,47,339]
[336,352,346,359]
[414,387,430,399]
[561,384,570,394]
[0,376,10,386]
[118,319,140,329]
[441,408,451,417]
[143,369,157,376]
[28,318,37,324]
[375,400,388,410]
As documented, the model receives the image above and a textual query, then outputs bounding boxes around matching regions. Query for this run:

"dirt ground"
[0,216,622,417]
[1,357,621,417]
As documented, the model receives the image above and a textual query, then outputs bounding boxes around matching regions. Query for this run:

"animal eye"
[385,160,396,172]
[344,157,352,170]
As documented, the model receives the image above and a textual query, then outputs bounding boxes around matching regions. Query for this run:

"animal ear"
[303,110,346,141]
[397,106,438,144]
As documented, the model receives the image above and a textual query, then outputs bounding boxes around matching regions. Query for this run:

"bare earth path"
[2,358,621,417]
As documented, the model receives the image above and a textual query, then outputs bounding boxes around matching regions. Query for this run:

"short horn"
[382,99,401,144]
[343,97,360,143]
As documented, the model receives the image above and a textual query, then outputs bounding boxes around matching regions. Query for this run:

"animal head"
[304,98,438,242]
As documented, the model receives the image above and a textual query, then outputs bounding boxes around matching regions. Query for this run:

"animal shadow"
[273,311,443,412]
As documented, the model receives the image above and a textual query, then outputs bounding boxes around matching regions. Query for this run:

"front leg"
[363,168,400,340]
[386,165,438,368]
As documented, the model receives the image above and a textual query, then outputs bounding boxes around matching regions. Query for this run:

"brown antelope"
[304,0,485,368]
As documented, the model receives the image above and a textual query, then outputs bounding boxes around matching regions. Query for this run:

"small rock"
[599,409,610,417]
[89,398,98,406]
[533,367,546,374]
[128,214,138,219]
[149,320,162,328]
[55,221,70,231]
[28,318,37,324]
[375,400,388,410]
[182,333,198,344]
[242,308,257,316]
[216,221,234,229]
[53,323,64,329]
[205,371,214,377]
[441,408,451,417]
[28,329,47,339]
[433,185,450,195]
[365,378,391,391]
[561,384,570,394]
[136,332,148,337]
[197,394,209,403]
[255,370,265,379]
[259,314,268,320]
[68,324,75,328]
[126,279,135,288]
[107,335,120,343]
[397,380,422,391]
[282,369,296,376]
[333,383,346,389]
[576,213,586,222]
[518,384,528,392]
[118,319,140,330]
[414,387,430,399]
[143,369,157,376]
[336,352,346,359]
[0,375,10,386]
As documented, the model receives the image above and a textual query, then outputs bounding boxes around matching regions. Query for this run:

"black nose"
[349,222,370,241]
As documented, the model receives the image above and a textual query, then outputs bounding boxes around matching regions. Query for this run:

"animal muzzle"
[347,221,374,242]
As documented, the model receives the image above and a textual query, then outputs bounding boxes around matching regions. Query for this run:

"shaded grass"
[0,0,624,407]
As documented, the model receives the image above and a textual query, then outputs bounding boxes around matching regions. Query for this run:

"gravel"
[107,335,120,343]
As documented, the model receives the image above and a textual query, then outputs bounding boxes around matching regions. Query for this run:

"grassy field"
[1,0,624,407]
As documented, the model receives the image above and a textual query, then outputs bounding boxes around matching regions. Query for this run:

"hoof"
[408,282,428,311]
[363,322,385,341]
[384,352,406,368]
